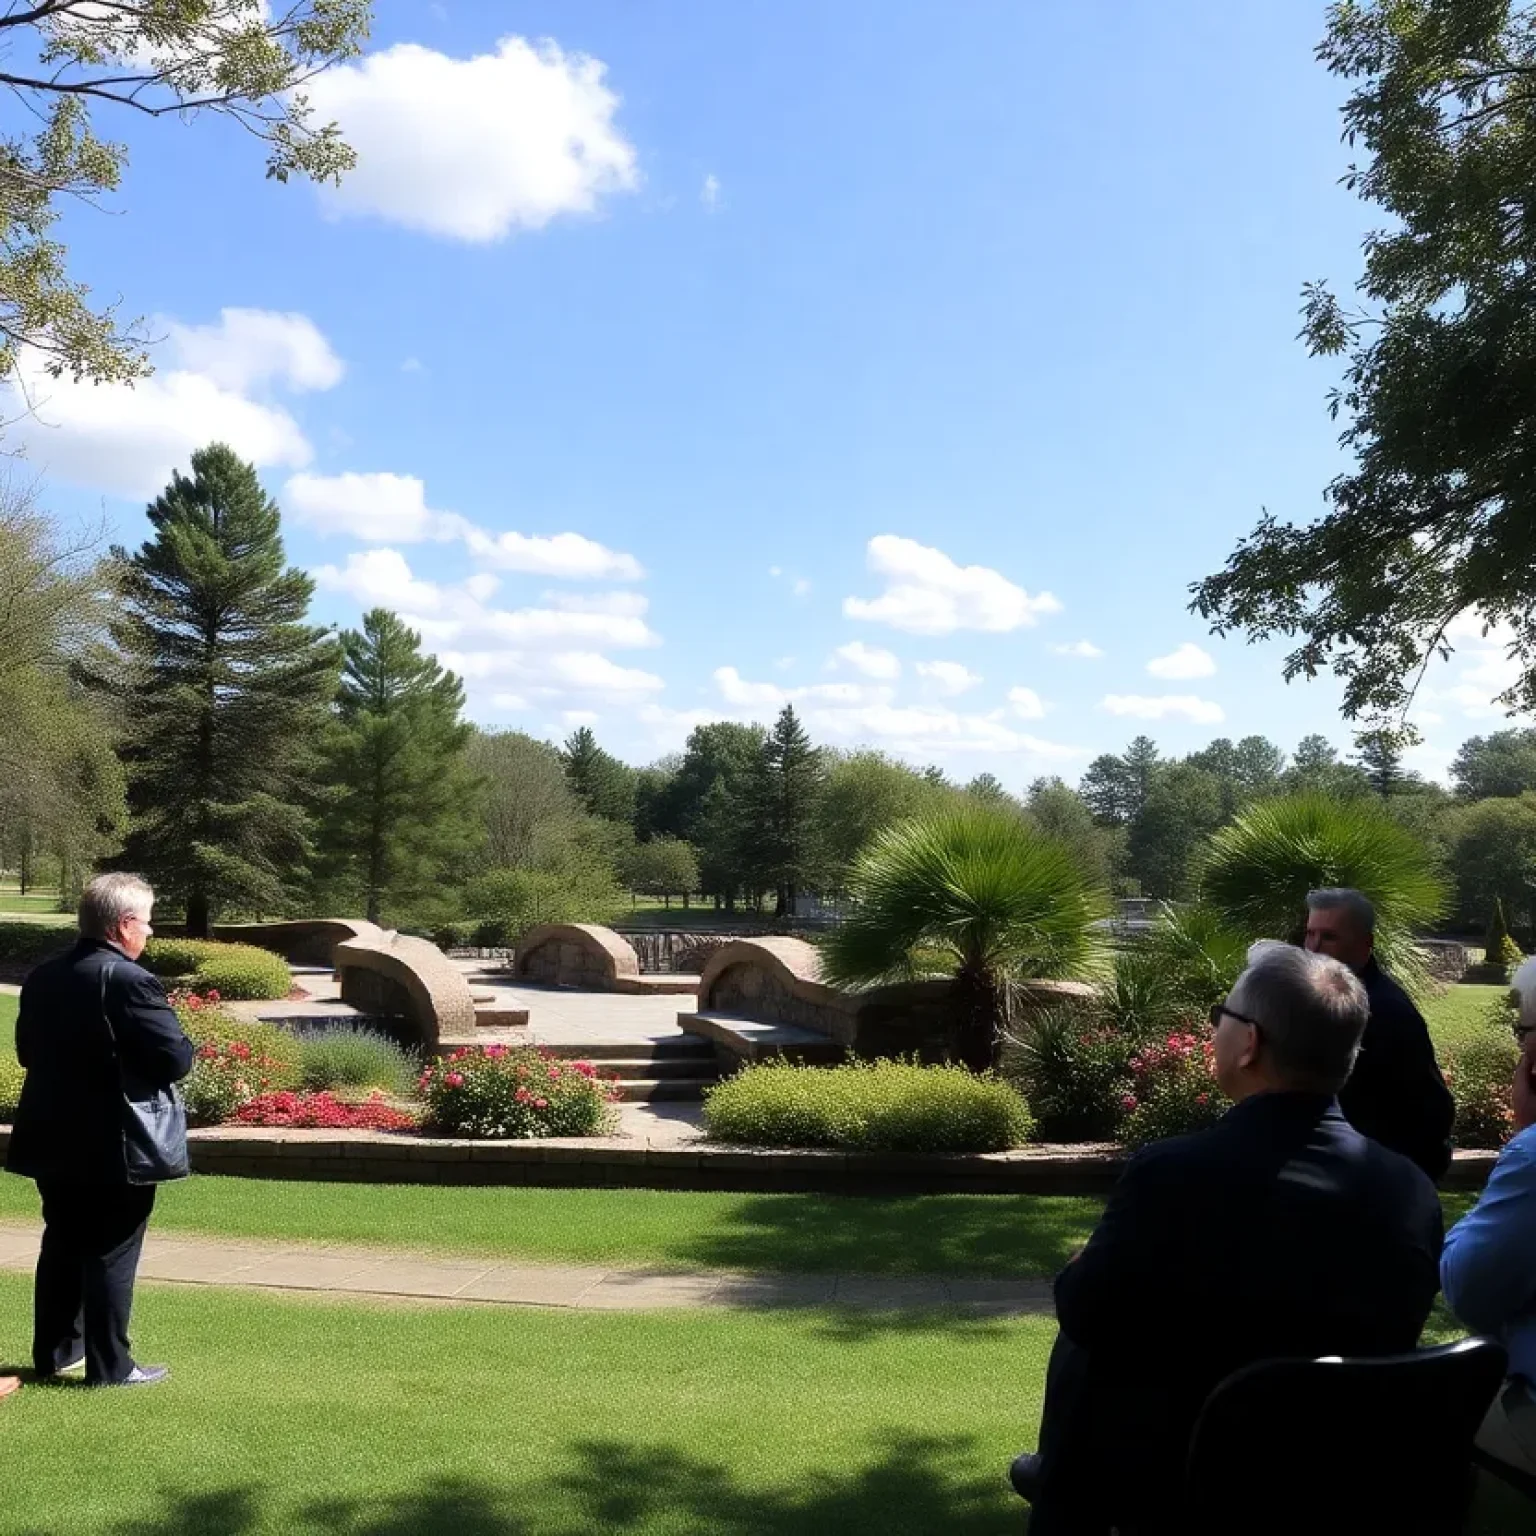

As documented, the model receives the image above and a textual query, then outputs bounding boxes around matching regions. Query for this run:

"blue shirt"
[1442,1125,1536,1385]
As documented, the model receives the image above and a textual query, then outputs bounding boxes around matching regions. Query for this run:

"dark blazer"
[6,939,194,1184]
[1039,1093,1443,1529]
[1337,957,1456,1182]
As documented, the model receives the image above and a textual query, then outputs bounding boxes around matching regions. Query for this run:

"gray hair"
[78,873,154,940]
[1511,956,1536,1035]
[1230,943,1370,1094]
[1307,887,1377,936]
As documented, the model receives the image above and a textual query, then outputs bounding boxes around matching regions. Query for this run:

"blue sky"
[11,1,1520,784]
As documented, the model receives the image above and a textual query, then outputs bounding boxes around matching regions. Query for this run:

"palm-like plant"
[820,803,1110,1070]
[1199,794,1448,983]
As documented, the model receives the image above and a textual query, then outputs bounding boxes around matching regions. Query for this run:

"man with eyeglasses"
[1304,886,1454,1182]
[5,872,193,1388]
[1009,942,1443,1535]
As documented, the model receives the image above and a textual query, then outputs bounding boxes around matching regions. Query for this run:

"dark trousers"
[32,1180,156,1385]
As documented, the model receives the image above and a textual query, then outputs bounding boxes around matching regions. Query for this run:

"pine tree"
[561,726,637,823]
[744,705,825,916]
[103,444,341,935]
[316,609,479,925]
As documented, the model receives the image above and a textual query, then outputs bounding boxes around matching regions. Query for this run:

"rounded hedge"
[142,938,292,1001]
[703,1058,1034,1155]
[0,1056,23,1120]
[0,923,72,966]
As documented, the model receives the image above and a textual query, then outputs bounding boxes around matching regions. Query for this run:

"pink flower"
[444,1072,464,1088]
[534,1097,548,1110]
[1120,1094,1138,1112]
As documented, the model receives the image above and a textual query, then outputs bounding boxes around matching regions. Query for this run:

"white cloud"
[309,37,639,242]
[3,307,343,497]
[401,357,424,374]
[315,549,447,612]
[448,649,664,698]
[844,535,1061,635]
[701,173,721,209]
[163,309,344,393]
[1052,640,1103,659]
[831,642,902,681]
[1147,642,1217,680]
[561,709,600,727]
[792,577,812,598]
[1422,613,1526,719]
[1008,686,1047,719]
[713,667,887,711]
[543,590,650,618]
[917,660,982,697]
[285,470,644,581]
[1101,694,1226,724]
[287,471,462,543]
[805,702,1083,760]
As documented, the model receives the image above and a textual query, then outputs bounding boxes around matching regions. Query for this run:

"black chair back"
[1183,1338,1507,1536]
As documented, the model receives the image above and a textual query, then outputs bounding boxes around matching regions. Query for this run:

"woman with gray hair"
[1440,958,1536,1482]
[5,873,193,1388]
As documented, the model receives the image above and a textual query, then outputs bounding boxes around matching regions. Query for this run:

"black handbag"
[100,962,190,1185]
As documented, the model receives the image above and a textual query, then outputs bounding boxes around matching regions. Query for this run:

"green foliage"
[562,727,638,824]
[1025,776,1121,890]
[468,729,586,870]
[664,722,767,907]
[1080,735,1160,825]
[0,2,368,386]
[177,1006,303,1085]
[315,608,479,926]
[0,1054,23,1119]
[620,836,700,903]
[1191,2,1536,721]
[1444,1029,1520,1151]
[178,1004,304,1125]
[463,866,619,948]
[823,803,1109,1070]
[1009,1002,1140,1142]
[703,1058,1033,1154]
[742,705,826,915]
[813,750,953,897]
[1449,794,1536,933]
[1484,899,1523,972]
[142,938,292,1000]
[1453,730,1536,801]
[1120,1029,1222,1148]
[1199,794,1447,981]
[419,1045,619,1139]
[297,1026,418,1096]
[99,445,342,935]
[1126,761,1226,899]
[1282,734,1372,799]
[0,923,71,964]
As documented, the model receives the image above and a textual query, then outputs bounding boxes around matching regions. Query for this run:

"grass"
[0,1272,1056,1536]
[1424,983,1511,1053]
[0,1175,1102,1278]
[0,882,71,926]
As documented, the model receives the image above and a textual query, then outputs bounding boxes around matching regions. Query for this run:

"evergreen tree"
[316,609,478,925]
[744,705,825,916]
[561,726,638,824]
[102,444,341,935]
[1352,728,1421,799]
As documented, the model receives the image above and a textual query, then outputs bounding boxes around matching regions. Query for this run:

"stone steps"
[677,1011,842,1065]
[611,1076,720,1103]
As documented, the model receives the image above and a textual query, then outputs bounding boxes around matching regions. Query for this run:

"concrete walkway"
[0,1222,1050,1316]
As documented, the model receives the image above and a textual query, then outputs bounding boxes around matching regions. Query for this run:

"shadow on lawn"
[35,1434,1027,1536]
[667,1192,1096,1279]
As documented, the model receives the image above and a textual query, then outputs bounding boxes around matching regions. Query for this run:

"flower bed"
[232,1090,418,1131]
[418,1045,620,1139]
[1121,1030,1222,1147]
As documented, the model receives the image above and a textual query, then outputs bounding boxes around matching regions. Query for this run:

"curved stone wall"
[514,924,643,990]
[212,919,386,968]
[335,931,477,1049]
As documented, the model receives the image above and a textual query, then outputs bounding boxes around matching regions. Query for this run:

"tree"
[100,443,340,935]
[467,729,584,871]
[813,751,951,896]
[0,1,368,386]
[1191,3,1536,723]
[1452,729,1536,800]
[1446,793,1536,935]
[1188,735,1286,818]
[1080,736,1160,825]
[743,705,825,916]
[820,803,1108,1071]
[670,722,765,909]
[965,772,1010,804]
[621,836,700,909]
[1352,728,1422,798]
[1125,762,1225,900]
[1025,776,1121,891]
[561,726,637,824]
[634,757,683,841]
[1283,734,1371,799]
[315,609,478,925]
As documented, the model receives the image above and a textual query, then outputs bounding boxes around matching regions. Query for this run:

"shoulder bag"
[99,962,190,1184]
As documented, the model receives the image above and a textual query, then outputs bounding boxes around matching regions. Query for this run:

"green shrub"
[143,938,291,1000]
[0,924,70,965]
[419,1045,619,1139]
[1009,1003,1140,1142]
[1120,1029,1224,1147]
[1484,900,1523,973]
[703,1058,1033,1154]
[0,1056,24,1119]
[298,1025,418,1096]
[462,867,619,949]
[1444,1028,1520,1150]
[177,1004,303,1092]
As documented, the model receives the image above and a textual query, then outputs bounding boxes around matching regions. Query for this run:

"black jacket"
[6,939,194,1184]
[1336,957,1455,1182]
[1039,1093,1443,1528]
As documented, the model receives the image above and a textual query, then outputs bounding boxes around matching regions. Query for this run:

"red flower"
[444,1072,464,1088]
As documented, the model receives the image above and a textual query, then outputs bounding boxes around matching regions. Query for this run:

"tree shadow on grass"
[32,1435,1029,1536]
[667,1192,1098,1280]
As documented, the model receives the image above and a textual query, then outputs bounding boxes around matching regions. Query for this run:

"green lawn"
[0,1175,1101,1278]
[0,993,15,1062]
[0,1271,1055,1536]
[1423,983,1511,1053]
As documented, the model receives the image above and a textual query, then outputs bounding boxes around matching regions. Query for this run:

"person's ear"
[1237,1022,1261,1072]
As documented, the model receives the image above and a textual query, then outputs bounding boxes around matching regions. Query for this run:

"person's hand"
[1513,1032,1536,1134]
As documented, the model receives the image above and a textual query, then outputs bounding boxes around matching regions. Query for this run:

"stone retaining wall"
[513,924,642,990]
[0,1126,1494,1196]
[335,931,477,1048]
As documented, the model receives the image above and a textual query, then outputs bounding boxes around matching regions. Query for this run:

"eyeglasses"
[1209,1002,1260,1033]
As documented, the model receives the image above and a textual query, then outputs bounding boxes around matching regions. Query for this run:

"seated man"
[1440,962,1536,1484]
[1011,943,1444,1535]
